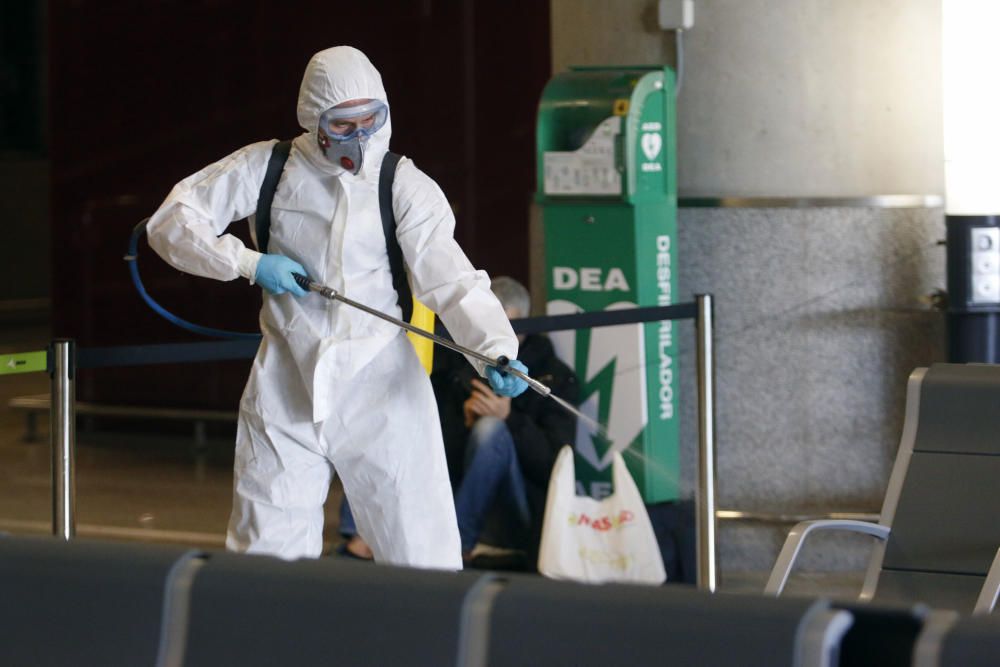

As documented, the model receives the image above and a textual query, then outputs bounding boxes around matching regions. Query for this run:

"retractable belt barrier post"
[50,339,76,540]
[5,300,717,585]
[695,294,717,592]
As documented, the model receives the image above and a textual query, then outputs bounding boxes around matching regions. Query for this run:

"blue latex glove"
[255,254,309,297]
[486,359,530,398]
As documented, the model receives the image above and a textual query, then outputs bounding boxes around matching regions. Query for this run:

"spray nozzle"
[495,355,511,375]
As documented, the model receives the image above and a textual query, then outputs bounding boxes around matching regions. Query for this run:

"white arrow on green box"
[0,351,47,375]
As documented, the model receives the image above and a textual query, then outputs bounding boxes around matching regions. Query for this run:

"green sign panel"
[0,350,47,375]
[537,66,679,503]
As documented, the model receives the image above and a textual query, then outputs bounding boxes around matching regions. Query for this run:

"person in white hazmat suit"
[146,45,529,568]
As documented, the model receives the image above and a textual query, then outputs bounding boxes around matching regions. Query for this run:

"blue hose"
[127,218,262,340]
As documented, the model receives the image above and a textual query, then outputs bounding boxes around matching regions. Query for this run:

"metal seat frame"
[764,366,1000,614]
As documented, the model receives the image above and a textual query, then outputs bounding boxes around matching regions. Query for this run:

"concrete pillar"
[552,0,943,196]
[547,0,946,577]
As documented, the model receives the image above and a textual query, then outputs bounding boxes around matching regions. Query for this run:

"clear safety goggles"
[318,100,388,141]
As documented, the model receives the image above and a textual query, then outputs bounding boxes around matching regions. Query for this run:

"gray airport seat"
[766,364,1000,614]
[178,552,499,667]
[0,535,201,667]
[484,574,852,667]
[0,535,860,666]
[912,610,1000,667]
[834,603,959,667]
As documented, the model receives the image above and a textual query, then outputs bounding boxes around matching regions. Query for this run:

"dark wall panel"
[48,1,551,408]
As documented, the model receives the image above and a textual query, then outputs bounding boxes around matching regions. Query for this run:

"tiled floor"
[0,321,346,552]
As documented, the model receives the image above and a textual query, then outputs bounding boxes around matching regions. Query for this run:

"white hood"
[296,46,392,180]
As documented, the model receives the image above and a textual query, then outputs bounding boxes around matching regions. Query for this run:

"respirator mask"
[317,99,388,174]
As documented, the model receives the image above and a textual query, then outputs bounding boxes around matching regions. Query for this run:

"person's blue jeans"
[338,416,530,553]
[338,490,358,537]
[454,416,531,552]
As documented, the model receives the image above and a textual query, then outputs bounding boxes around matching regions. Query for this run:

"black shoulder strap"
[379,151,412,323]
[256,143,412,322]
[255,139,293,254]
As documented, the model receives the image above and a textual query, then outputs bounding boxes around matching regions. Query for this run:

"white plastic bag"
[538,445,666,585]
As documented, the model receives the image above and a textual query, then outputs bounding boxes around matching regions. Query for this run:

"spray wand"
[292,273,607,436]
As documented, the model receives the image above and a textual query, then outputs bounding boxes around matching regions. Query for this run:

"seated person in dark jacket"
[440,276,578,565]
[337,276,578,567]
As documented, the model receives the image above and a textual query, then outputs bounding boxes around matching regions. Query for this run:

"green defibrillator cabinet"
[536,66,679,503]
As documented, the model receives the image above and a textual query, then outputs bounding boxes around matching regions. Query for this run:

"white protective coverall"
[147,46,518,568]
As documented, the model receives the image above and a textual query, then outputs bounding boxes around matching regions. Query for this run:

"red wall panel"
[48,1,551,408]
